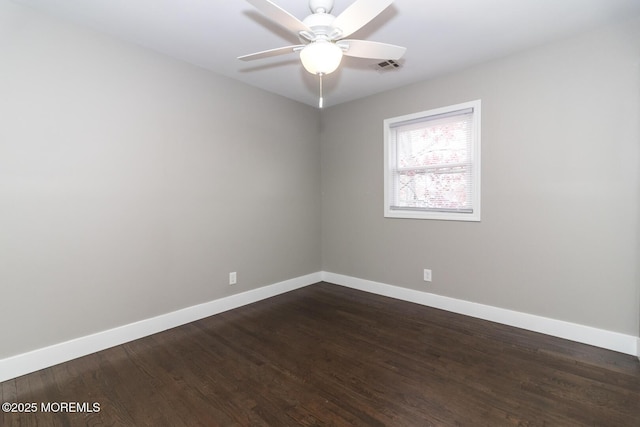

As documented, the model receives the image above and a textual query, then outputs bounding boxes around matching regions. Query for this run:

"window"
[384,100,481,221]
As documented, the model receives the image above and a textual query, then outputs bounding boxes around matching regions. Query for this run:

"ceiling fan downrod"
[309,0,334,14]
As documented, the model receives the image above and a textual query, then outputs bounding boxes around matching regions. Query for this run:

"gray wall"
[0,2,321,358]
[320,16,640,336]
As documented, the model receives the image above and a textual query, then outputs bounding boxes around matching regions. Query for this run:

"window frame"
[383,100,481,221]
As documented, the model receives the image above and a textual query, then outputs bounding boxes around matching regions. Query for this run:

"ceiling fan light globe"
[300,41,343,75]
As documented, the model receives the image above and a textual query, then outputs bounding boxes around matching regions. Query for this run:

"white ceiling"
[12,0,640,108]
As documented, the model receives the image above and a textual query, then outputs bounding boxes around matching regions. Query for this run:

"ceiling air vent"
[374,59,402,73]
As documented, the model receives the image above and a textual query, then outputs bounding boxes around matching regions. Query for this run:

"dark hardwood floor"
[2,282,639,426]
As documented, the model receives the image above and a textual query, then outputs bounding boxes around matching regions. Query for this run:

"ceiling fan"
[238,0,406,107]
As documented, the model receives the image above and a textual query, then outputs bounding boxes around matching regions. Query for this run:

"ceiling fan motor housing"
[301,12,340,41]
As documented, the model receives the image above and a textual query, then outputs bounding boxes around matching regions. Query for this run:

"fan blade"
[238,45,304,61]
[339,40,406,60]
[246,0,311,34]
[333,0,393,38]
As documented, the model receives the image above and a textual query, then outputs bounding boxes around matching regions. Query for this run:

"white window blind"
[384,100,481,221]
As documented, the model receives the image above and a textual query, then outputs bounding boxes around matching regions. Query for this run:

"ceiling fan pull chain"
[319,73,323,108]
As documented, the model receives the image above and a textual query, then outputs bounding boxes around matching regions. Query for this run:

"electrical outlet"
[229,272,237,285]
[423,269,432,282]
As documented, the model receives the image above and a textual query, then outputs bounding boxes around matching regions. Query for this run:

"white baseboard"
[0,272,321,383]
[321,272,638,357]
[2,271,636,383]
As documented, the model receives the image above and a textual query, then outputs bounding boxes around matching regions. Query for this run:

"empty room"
[1,0,639,425]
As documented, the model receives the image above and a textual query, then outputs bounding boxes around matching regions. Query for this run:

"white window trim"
[384,100,481,221]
